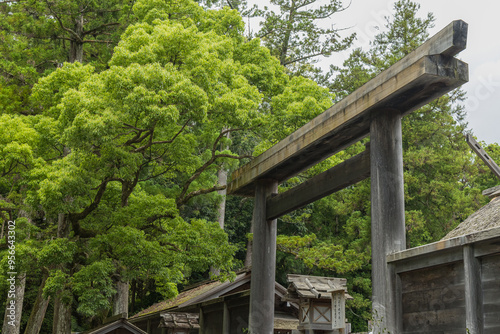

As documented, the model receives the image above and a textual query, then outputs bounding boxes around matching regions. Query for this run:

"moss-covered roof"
[131,272,251,319]
[130,280,224,318]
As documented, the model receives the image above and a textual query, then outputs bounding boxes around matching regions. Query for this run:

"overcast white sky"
[249,0,500,144]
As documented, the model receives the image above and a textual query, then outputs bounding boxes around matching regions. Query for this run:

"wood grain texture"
[481,254,500,334]
[248,180,278,334]
[370,109,405,334]
[400,262,466,334]
[463,245,483,334]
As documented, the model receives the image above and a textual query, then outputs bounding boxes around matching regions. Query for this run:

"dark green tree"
[254,0,355,79]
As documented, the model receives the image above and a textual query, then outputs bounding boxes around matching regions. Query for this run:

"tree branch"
[43,0,83,42]
[148,118,191,147]
[68,178,110,236]
[283,51,326,66]
[178,185,227,206]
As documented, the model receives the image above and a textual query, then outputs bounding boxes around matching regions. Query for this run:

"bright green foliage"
[0,114,39,189]
[0,1,318,330]
[254,76,334,155]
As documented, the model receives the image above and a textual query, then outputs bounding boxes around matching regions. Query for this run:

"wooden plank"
[401,262,466,333]
[481,254,500,333]
[266,147,370,220]
[393,247,463,274]
[463,245,483,334]
[387,226,500,264]
[229,53,468,196]
[467,134,500,179]
[482,185,500,199]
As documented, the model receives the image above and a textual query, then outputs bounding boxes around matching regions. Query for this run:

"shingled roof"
[443,196,500,240]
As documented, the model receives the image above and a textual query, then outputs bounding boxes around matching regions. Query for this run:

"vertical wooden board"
[202,310,224,334]
[229,304,249,334]
[463,245,483,334]
[481,254,500,333]
[400,262,466,333]
[331,292,346,329]
[150,319,162,334]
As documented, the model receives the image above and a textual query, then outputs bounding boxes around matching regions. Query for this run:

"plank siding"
[400,262,466,334]
[481,254,500,334]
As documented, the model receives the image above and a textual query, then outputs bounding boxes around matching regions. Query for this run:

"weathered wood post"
[463,245,484,334]
[248,179,278,334]
[370,109,406,333]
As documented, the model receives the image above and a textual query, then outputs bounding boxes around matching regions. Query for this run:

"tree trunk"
[244,217,253,268]
[53,213,72,333]
[210,166,229,277]
[69,15,84,63]
[24,275,50,334]
[2,273,26,334]
[130,280,136,314]
[210,131,230,277]
[57,214,70,239]
[216,166,228,229]
[52,297,71,334]
[113,281,129,317]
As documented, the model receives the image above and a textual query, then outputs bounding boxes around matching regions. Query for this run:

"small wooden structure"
[227,20,469,334]
[284,275,350,334]
[160,313,200,334]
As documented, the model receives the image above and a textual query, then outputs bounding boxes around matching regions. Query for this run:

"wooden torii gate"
[227,20,469,334]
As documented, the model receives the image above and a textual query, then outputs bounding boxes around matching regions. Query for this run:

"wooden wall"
[400,262,466,334]
[482,254,500,334]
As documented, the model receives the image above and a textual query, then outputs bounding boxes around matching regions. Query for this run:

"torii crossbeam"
[228,20,468,334]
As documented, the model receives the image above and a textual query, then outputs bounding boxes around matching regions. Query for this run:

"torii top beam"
[228,20,468,197]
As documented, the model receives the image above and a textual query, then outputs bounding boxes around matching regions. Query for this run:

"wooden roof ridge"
[78,317,147,334]
[483,184,500,199]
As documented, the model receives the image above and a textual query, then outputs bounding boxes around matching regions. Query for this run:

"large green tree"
[0,0,334,332]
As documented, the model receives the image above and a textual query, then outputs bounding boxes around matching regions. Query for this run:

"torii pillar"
[370,109,406,333]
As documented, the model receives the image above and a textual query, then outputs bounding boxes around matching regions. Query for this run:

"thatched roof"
[273,316,299,330]
[443,196,500,239]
